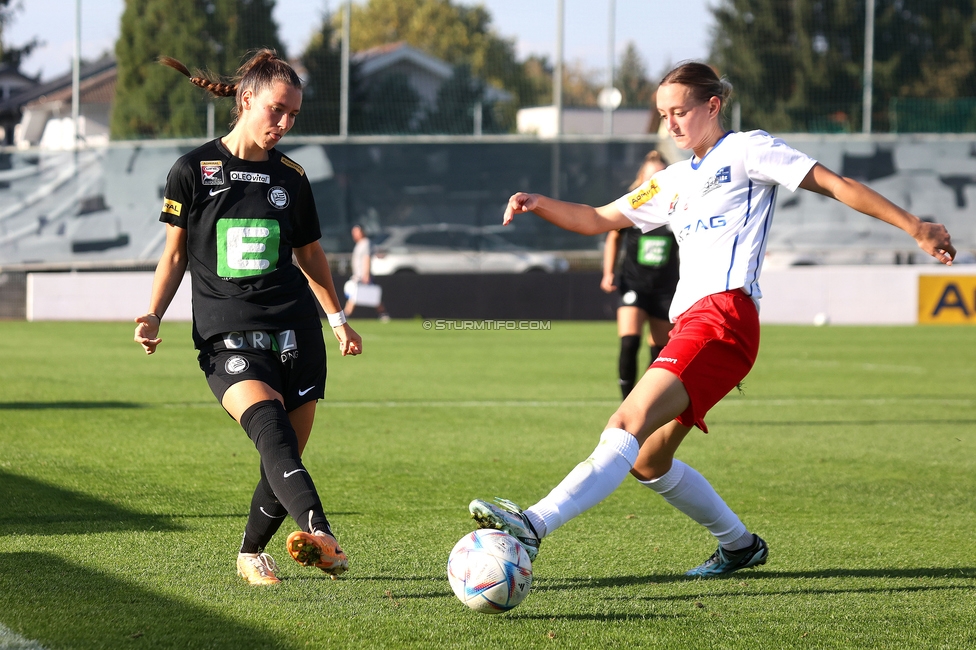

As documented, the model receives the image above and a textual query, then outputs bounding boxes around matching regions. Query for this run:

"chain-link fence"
[102,1,976,140]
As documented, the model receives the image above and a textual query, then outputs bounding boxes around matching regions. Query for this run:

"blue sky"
[6,0,714,82]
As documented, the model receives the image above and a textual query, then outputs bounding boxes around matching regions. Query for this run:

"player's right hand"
[134,314,162,355]
[503,193,539,225]
[600,272,617,293]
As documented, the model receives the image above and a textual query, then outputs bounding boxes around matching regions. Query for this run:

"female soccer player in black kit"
[601,151,679,399]
[134,50,360,586]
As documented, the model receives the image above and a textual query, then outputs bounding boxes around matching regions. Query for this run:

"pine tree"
[0,0,40,69]
[293,12,342,135]
[616,42,653,109]
[209,0,287,133]
[422,64,500,134]
[351,73,422,135]
[709,0,976,133]
[112,0,213,138]
[112,0,286,139]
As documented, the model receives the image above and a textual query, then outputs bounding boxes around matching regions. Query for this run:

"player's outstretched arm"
[504,192,632,235]
[294,242,363,357]
[799,163,955,265]
[135,224,188,355]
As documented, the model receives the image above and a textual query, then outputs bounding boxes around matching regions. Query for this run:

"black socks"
[239,400,330,542]
[618,335,641,399]
[240,464,288,554]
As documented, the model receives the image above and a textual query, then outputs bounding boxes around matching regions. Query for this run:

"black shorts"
[617,277,673,322]
[197,327,327,412]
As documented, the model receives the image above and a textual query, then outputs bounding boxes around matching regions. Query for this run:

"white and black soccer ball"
[447,529,533,614]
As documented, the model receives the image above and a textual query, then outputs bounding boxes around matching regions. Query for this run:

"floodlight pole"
[603,0,615,137]
[72,0,81,151]
[552,0,564,199]
[340,0,351,138]
[554,0,564,137]
[862,0,875,134]
[206,102,215,139]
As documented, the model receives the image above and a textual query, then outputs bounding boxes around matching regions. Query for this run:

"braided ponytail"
[158,56,237,98]
[159,49,301,126]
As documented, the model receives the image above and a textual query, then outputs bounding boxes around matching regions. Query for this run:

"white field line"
[0,623,47,650]
[156,397,976,409]
[322,397,976,408]
[321,398,976,408]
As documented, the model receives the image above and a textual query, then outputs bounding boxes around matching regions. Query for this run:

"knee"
[606,412,628,435]
[241,400,296,448]
[630,455,674,482]
[606,408,644,440]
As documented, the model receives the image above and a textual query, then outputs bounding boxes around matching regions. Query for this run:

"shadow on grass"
[284,573,449,598]
[0,470,182,536]
[0,552,286,649]
[0,401,145,410]
[535,566,976,593]
[512,611,685,622]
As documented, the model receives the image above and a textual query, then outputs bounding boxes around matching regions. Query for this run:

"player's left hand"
[333,323,363,356]
[914,221,955,265]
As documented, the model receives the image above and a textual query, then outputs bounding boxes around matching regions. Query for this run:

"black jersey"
[617,224,680,295]
[160,139,323,347]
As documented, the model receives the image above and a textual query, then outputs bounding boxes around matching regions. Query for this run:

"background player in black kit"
[133,50,361,586]
[601,150,679,399]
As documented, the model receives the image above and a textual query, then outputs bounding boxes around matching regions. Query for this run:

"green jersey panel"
[637,235,672,267]
[216,218,281,278]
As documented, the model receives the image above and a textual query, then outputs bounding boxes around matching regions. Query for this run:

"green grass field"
[1,319,974,649]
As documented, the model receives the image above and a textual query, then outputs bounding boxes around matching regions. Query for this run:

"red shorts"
[650,289,760,432]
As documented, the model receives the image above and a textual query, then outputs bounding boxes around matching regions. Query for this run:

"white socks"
[518,431,752,551]
[639,459,750,548]
[524,428,640,538]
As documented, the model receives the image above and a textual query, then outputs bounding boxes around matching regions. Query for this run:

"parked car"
[369,224,570,275]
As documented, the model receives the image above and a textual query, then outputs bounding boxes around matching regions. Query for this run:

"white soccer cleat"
[237,552,281,586]
[469,497,541,561]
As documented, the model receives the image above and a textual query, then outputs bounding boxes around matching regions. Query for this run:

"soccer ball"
[447,529,533,613]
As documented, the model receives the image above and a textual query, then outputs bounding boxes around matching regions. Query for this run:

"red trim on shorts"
[649,289,760,432]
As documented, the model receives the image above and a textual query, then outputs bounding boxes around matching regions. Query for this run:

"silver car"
[370,224,569,275]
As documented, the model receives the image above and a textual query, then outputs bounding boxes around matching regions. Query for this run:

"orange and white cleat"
[236,552,281,586]
[286,530,348,578]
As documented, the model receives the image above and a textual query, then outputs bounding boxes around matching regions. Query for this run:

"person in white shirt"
[345,224,389,320]
[469,61,955,578]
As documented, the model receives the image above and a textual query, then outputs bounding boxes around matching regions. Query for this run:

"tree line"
[109,0,659,139]
[13,0,970,138]
[711,0,976,133]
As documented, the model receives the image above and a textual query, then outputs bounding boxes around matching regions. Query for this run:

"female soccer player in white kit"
[470,61,955,577]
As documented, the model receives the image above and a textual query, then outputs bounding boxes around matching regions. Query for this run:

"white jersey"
[615,130,816,321]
